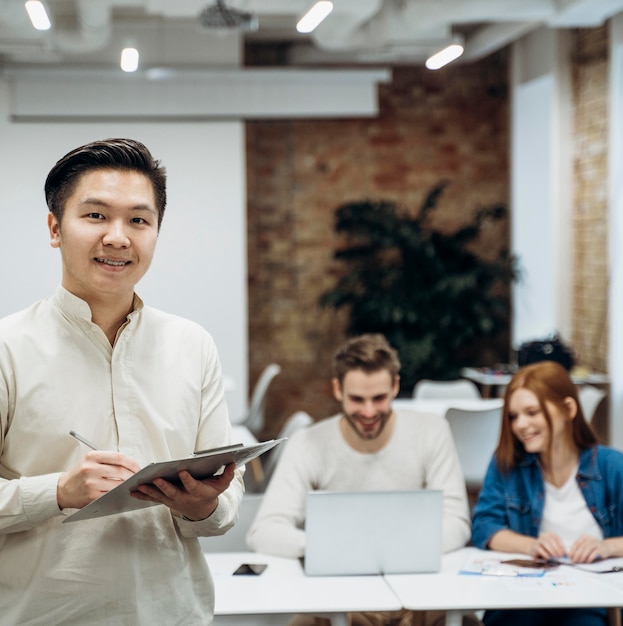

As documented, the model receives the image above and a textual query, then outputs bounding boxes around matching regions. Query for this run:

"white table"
[385,547,623,626]
[207,549,623,626]
[207,551,402,626]
[461,367,610,397]
[393,397,503,417]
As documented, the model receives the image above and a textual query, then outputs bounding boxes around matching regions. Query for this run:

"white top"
[246,409,471,557]
[540,466,603,551]
[0,286,245,625]
[207,551,402,615]
[207,548,623,621]
[385,547,623,613]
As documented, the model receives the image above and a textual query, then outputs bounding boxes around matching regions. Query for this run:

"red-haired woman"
[472,361,623,626]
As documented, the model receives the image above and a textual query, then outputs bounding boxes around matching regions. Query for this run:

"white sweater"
[247,410,471,557]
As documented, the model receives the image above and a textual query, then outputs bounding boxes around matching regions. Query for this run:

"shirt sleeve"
[246,432,311,557]
[423,416,472,552]
[176,332,244,538]
[471,456,510,548]
[174,469,245,538]
[0,337,65,533]
[0,473,63,533]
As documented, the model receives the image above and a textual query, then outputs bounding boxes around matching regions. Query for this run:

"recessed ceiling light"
[120,47,139,73]
[297,1,333,34]
[24,1,51,31]
[425,44,464,70]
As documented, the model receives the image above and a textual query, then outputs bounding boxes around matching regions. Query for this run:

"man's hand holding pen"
[57,450,142,510]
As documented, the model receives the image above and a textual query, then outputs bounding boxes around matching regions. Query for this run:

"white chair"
[235,363,281,436]
[413,378,481,400]
[260,411,314,488]
[578,384,607,424]
[199,493,264,552]
[444,406,502,493]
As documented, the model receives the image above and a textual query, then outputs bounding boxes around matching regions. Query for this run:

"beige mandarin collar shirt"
[0,285,244,625]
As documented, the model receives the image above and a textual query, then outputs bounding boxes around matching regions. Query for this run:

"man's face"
[48,169,159,305]
[333,368,399,441]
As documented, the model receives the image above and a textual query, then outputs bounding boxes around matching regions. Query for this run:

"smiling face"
[508,387,574,457]
[48,168,159,308]
[333,368,398,450]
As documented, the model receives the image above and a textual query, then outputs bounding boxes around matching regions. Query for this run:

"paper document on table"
[459,552,549,577]
[550,556,623,574]
[63,438,285,523]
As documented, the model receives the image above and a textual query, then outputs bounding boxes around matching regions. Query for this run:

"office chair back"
[413,379,481,400]
[241,363,281,436]
[444,406,502,491]
[260,411,313,488]
[578,385,607,424]
[199,493,264,552]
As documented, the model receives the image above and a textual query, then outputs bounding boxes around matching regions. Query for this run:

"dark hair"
[496,361,597,472]
[332,333,401,384]
[44,138,167,229]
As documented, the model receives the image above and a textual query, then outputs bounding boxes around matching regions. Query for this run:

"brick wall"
[571,26,609,372]
[246,56,510,436]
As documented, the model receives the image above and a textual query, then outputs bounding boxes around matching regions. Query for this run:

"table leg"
[313,612,349,626]
[445,610,463,626]
[248,457,264,483]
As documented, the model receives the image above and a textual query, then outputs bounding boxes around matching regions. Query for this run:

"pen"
[69,430,99,451]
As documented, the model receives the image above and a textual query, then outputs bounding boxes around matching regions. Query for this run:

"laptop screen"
[304,489,443,576]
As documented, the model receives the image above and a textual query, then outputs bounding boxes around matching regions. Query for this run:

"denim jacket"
[472,445,623,549]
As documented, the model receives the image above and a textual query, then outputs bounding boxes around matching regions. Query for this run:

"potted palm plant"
[320,181,519,394]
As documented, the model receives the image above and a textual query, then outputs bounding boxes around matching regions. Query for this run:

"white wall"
[0,67,388,424]
[510,28,573,349]
[0,78,249,419]
[511,25,620,451]
[609,14,623,451]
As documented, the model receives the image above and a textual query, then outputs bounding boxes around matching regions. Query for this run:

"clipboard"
[63,438,285,523]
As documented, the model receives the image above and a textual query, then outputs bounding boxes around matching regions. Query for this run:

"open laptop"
[304,489,443,576]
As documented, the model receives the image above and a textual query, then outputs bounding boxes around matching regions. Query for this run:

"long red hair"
[495,361,598,472]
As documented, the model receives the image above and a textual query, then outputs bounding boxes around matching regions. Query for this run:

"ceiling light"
[120,47,139,73]
[297,1,333,34]
[425,44,464,70]
[24,1,51,31]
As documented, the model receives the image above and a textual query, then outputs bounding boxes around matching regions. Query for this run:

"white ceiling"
[1,0,623,72]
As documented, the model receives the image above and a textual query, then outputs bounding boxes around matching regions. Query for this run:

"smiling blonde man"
[247,333,474,626]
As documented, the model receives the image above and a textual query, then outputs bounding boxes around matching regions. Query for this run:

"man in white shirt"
[0,138,244,625]
[247,333,475,626]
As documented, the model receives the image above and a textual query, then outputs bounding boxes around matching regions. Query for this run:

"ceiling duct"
[199,0,258,32]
